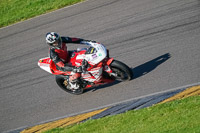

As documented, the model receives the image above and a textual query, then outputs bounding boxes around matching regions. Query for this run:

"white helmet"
[46,32,62,48]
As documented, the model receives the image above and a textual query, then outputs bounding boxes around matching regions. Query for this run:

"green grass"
[0,0,84,28]
[45,96,200,133]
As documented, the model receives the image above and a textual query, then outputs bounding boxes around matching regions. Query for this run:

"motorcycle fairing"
[38,42,114,84]
[38,57,52,74]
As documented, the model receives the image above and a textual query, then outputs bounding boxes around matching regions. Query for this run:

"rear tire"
[55,75,83,95]
[110,60,133,81]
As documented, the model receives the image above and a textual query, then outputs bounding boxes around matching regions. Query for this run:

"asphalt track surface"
[0,0,200,132]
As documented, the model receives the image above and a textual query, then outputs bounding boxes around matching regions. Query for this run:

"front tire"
[55,75,83,95]
[110,60,133,81]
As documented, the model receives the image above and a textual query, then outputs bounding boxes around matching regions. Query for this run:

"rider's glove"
[84,40,96,43]
[73,66,83,73]
[80,40,96,45]
[82,59,88,67]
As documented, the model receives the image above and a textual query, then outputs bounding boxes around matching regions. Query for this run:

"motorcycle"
[38,42,133,95]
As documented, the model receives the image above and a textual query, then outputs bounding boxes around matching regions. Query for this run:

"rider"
[46,32,93,82]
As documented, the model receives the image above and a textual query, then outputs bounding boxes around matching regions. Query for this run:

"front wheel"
[110,60,133,81]
[55,75,83,95]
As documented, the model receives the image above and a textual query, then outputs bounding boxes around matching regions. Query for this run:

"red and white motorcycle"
[38,42,133,95]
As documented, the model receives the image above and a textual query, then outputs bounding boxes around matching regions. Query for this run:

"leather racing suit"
[49,36,87,74]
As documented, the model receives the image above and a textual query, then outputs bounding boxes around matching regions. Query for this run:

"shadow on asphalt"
[131,53,171,79]
[84,53,171,93]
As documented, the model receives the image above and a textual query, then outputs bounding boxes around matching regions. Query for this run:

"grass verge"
[0,0,84,28]
[45,96,200,133]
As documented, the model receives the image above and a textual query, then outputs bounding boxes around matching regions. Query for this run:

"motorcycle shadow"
[131,53,171,79]
[84,53,171,93]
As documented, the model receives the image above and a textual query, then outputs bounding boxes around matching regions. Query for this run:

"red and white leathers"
[49,36,90,81]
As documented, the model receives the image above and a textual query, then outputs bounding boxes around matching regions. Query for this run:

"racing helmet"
[46,32,62,48]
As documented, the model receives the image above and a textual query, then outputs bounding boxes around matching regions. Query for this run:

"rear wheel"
[110,60,133,81]
[55,75,83,95]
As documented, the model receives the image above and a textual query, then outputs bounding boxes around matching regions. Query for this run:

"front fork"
[103,57,117,77]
